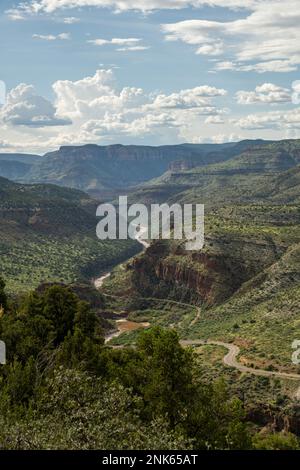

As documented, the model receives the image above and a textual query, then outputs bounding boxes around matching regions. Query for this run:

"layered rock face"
[131,229,284,305]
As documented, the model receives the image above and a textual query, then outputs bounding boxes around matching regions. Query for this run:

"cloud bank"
[0,69,229,152]
[162,1,300,73]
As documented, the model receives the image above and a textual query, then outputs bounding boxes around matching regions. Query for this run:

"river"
[94,225,150,343]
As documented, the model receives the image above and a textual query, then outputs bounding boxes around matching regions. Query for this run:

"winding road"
[94,227,300,396]
[94,272,111,289]
[180,339,300,382]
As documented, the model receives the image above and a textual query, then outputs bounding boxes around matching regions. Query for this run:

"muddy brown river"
[94,225,151,343]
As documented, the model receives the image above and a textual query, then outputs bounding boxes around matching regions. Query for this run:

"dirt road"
[181,339,300,382]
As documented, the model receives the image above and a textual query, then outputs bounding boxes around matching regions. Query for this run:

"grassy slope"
[0,177,140,292]
[130,140,300,207]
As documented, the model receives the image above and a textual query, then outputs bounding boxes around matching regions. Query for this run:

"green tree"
[0,357,36,411]
[0,369,191,450]
[74,301,97,338]
[185,379,251,450]
[137,327,194,425]
[0,276,8,312]
[42,286,78,343]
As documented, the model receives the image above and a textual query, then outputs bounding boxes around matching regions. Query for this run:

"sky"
[0,0,300,154]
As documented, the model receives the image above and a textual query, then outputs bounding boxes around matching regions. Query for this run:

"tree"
[0,276,8,313]
[0,357,36,411]
[185,379,251,450]
[74,301,98,338]
[137,326,195,425]
[0,369,192,450]
[42,286,78,344]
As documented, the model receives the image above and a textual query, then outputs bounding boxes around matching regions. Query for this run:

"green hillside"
[102,203,300,379]
[100,141,300,377]
[0,177,140,292]
[130,140,300,207]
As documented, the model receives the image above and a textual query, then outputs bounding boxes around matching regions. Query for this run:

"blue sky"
[0,0,299,153]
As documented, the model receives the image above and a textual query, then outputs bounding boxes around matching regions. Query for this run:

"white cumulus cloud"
[3,66,300,153]
[149,86,227,111]
[0,69,230,151]
[0,83,72,127]
[235,108,300,130]
[205,115,225,124]
[236,83,291,104]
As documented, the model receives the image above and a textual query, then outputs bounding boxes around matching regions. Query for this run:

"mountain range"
[1,138,300,434]
[129,139,300,206]
[0,140,271,197]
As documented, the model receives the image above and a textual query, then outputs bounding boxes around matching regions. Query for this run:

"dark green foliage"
[42,286,78,343]
[0,358,36,410]
[0,279,298,449]
[184,380,252,450]
[74,301,98,337]
[0,276,8,311]
[253,432,300,450]
[0,369,192,450]
[0,285,102,367]
[136,327,194,424]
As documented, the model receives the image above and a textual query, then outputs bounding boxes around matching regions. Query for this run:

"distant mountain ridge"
[0,140,271,195]
[0,153,41,181]
[0,153,41,164]
[128,139,300,206]
[2,139,300,200]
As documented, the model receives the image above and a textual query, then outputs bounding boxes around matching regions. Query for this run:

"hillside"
[0,177,140,292]
[0,153,41,181]
[23,141,264,192]
[0,153,41,164]
[130,140,300,207]
[98,142,300,409]
[102,203,300,377]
